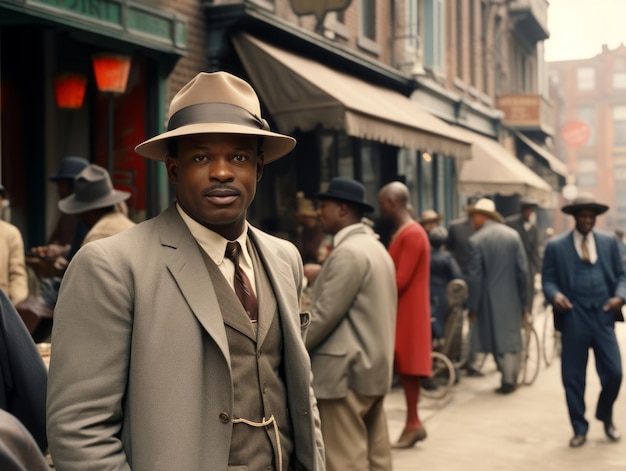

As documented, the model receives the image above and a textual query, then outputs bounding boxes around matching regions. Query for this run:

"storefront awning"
[510,129,568,178]
[232,33,472,160]
[454,127,553,204]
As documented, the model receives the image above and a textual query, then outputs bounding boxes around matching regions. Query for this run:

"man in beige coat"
[46,72,325,471]
[0,185,28,304]
[306,178,397,471]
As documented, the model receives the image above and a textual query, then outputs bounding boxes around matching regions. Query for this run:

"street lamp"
[92,53,131,175]
[54,73,87,109]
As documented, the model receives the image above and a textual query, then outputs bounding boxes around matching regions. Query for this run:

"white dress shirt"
[573,229,597,264]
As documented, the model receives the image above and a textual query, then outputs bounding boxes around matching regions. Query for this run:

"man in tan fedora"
[418,209,443,233]
[47,72,325,471]
[467,198,529,394]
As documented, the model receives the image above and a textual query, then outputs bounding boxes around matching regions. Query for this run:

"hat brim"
[562,203,609,215]
[134,123,296,164]
[316,193,375,213]
[58,190,130,215]
[420,216,444,224]
[467,208,504,223]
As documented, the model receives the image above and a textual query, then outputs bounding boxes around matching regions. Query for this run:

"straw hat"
[419,209,443,224]
[467,198,504,223]
[295,191,317,218]
[58,164,130,214]
[135,72,296,163]
[561,193,608,215]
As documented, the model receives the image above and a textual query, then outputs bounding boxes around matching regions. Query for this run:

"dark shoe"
[569,434,586,448]
[604,422,621,442]
[392,427,427,449]
[495,383,516,395]
[466,367,484,377]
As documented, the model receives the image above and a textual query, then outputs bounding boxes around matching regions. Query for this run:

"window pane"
[360,0,376,39]
[613,72,626,89]
[614,106,626,147]
[577,106,596,146]
[577,67,595,91]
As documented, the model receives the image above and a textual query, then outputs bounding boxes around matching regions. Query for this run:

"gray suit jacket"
[305,224,397,399]
[46,205,324,471]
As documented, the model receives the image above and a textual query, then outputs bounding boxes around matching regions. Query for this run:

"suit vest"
[201,239,293,470]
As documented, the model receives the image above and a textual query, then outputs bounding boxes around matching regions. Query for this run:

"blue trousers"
[560,305,622,436]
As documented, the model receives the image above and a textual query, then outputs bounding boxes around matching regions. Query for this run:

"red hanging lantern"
[54,74,87,109]
[92,54,131,94]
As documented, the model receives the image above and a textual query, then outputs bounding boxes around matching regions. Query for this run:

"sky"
[545,0,626,62]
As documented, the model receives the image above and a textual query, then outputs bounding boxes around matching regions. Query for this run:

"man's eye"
[193,155,207,162]
[233,154,248,162]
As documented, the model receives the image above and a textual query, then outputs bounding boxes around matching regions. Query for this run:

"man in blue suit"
[542,193,625,448]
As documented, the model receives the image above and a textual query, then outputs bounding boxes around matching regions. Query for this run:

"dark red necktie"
[225,241,258,321]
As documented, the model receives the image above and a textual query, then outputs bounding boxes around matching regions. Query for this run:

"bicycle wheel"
[421,351,455,399]
[521,326,541,386]
[542,307,559,367]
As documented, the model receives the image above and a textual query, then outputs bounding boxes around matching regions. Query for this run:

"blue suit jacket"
[542,230,626,330]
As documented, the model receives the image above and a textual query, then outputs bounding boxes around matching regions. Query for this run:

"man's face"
[56,180,73,199]
[317,199,343,235]
[574,209,596,235]
[522,206,535,221]
[166,133,264,240]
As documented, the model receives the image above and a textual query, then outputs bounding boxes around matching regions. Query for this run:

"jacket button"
[219,412,230,423]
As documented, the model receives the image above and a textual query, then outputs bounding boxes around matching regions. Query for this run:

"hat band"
[167,103,269,132]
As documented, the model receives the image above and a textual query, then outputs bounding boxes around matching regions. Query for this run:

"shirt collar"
[333,222,363,247]
[176,203,251,266]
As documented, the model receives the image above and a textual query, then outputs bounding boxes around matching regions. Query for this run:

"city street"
[385,309,626,471]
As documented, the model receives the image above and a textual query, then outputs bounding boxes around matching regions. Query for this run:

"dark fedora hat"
[50,156,90,181]
[562,193,608,215]
[58,164,130,215]
[316,177,374,213]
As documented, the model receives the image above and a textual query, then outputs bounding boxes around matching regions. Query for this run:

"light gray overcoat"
[46,205,325,471]
[467,220,529,354]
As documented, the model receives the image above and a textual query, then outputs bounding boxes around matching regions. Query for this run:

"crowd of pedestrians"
[0,70,624,470]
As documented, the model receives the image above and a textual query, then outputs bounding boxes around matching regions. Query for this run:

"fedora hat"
[316,177,374,213]
[135,72,296,163]
[58,164,130,215]
[520,196,539,209]
[419,209,443,224]
[467,198,504,223]
[50,156,90,181]
[562,193,608,215]
[295,191,317,218]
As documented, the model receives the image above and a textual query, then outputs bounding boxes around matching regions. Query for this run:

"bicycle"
[518,312,541,386]
[541,303,561,367]
[421,279,467,399]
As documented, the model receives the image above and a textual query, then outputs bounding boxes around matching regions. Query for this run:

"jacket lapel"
[157,205,231,365]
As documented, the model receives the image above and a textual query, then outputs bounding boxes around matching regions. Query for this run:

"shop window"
[577,159,597,188]
[357,140,381,213]
[418,150,434,213]
[577,67,595,91]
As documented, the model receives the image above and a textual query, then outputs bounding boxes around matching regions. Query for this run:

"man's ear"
[165,156,177,184]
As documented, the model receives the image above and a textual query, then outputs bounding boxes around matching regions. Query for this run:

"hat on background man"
[58,164,130,215]
[520,196,539,209]
[49,156,90,182]
[467,198,504,223]
[295,191,317,218]
[419,209,444,225]
[134,72,296,163]
[316,177,375,213]
[561,193,609,215]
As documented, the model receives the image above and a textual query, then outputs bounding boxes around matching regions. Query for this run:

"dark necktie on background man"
[581,234,591,263]
[225,241,258,321]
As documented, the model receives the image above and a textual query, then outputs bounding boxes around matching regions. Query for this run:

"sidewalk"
[385,311,626,471]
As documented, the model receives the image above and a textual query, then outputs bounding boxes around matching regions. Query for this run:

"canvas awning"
[454,127,553,205]
[510,129,568,178]
[232,33,472,160]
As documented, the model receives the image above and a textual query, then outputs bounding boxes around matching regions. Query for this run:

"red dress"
[389,221,432,376]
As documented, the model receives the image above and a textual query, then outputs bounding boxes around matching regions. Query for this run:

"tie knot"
[225,241,240,265]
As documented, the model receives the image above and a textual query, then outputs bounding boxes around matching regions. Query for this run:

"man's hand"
[552,293,573,313]
[31,243,70,262]
[603,296,625,315]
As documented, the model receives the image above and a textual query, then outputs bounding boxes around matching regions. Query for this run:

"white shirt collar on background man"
[333,222,364,248]
[176,203,256,293]
[573,229,597,264]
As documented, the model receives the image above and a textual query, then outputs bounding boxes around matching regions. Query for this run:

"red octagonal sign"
[561,120,592,147]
